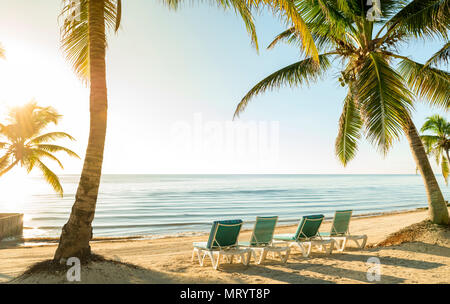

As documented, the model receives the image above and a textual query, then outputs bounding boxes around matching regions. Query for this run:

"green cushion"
[206,219,243,249]
[331,210,352,236]
[273,233,296,241]
[250,216,278,246]
[295,214,324,239]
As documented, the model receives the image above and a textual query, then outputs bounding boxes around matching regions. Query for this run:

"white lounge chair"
[273,214,334,257]
[320,210,368,252]
[240,216,290,264]
[192,219,251,270]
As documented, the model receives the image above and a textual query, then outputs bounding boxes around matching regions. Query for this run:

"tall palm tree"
[0,101,79,195]
[234,0,450,224]
[420,115,450,185]
[54,0,321,261]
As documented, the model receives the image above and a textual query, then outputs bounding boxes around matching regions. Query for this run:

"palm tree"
[53,0,321,262]
[0,43,5,59]
[420,115,450,185]
[0,101,79,195]
[234,0,450,224]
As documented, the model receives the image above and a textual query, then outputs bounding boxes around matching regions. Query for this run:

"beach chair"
[239,216,291,264]
[273,214,334,257]
[192,219,251,270]
[319,210,368,252]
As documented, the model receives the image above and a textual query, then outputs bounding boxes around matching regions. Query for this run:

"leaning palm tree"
[0,101,79,195]
[234,0,450,224]
[420,115,450,185]
[54,0,321,261]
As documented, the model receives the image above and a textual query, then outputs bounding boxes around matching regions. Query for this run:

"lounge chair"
[273,214,334,257]
[319,210,368,252]
[192,219,251,270]
[239,216,291,264]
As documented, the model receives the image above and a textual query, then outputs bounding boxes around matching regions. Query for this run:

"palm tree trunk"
[404,117,449,225]
[54,0,107,262]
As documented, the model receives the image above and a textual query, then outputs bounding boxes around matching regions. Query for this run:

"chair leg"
[338,238,347,252]
[326,240,334,254]
[200,251,207,266]
[353,236,367,249]
[281,248,291,263]
[208,252,220,270]
[360,236,368,248]
[305,242,312,257]
[258,249,268,264]
[191,248,196,262]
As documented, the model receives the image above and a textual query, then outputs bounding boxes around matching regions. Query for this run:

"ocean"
[1,174,448,240]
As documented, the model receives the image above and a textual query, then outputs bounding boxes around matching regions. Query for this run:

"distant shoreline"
[10,205,435,246]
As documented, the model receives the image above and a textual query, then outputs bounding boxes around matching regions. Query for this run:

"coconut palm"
[234,0,450,224]
[54,0,321,261]
[0,101,79,195]
[420,115,450,185]
[0,43,5,59]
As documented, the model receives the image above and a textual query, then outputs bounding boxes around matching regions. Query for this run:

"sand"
[1,208,449,284]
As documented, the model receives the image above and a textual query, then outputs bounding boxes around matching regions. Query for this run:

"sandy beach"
[1,207,449,284]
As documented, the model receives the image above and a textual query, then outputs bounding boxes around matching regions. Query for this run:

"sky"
[0,0,448,175]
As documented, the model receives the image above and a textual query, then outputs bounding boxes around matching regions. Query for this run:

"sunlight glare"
[0,168,34,213]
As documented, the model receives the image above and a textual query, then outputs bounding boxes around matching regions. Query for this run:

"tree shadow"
[218,262,335,284]
[329,249,444,270]
[385,242,450,259]
[305,263,405,283]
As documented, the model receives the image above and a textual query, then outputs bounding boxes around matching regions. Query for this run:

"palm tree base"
[54,221,93,263]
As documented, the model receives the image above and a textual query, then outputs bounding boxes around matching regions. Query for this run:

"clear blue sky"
[0,0,448,175]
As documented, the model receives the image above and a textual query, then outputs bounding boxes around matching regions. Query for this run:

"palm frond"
[441,154,449,185]
[355,53,413,154]
[31,149,64,170]
[253,0,319,61]
[267,22,346,54]
[234,54,332,118]
[398,58,450,110]
[34,159,63,196]
[229,0,259,51]
[420,134,440,154]
[385,0,449,40]
[60,0,122,82]
[424,42,450,67]
[420,114,448,135]
[35,144,80,159]
[30,132,76,144]
[0,153,11,172]
[335,90,363,166]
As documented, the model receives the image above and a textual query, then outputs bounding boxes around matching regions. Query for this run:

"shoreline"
[5,205,434,247]
[2,206,449,283]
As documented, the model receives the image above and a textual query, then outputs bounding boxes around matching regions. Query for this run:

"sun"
[0,39,62,119]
